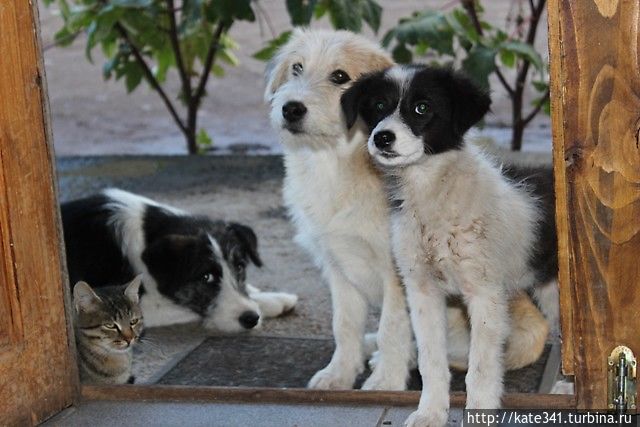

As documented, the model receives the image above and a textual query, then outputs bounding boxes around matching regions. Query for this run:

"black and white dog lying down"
[62,189,298,333]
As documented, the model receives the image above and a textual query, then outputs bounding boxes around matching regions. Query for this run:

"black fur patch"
[342,66,491,155]
[502,165,558,284]
[62,195,135,287]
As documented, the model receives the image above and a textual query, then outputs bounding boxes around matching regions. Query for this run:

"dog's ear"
[264,53,290,101]
[226,223,263,267]
[341,78,368,129]
[446,70,492,135]
[264,30,304,102]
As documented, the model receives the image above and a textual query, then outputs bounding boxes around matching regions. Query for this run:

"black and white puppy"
[62,189,297,334]
[342,66,557,426]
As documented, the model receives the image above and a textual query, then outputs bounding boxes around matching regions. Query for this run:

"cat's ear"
[124,274,143,304]
[73,281,102,313]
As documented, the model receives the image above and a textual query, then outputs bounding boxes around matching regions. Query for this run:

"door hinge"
[607,345,637,414]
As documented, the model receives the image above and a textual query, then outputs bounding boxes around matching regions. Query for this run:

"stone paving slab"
[44,401,390,427]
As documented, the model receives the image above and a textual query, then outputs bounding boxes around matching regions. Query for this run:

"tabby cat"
[73,275,144,384]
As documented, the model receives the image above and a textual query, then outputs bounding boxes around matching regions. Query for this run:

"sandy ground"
[38,0,552,155]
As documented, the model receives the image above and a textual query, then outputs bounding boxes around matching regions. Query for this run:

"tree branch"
[514,0,545,93]
[166,0,191,100]
[522,88,549,125]
[193,21,228,105]
[461,0,515,96]
[115,23,186,133]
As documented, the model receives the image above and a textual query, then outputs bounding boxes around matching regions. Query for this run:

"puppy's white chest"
[392,209,487,293]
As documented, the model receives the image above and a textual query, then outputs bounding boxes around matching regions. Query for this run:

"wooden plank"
[546,0,575,376]
[547,0,640,410]
[82,386,577,409]
[0,0,78,425]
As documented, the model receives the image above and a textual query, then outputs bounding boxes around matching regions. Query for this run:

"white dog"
[265,29,550,391]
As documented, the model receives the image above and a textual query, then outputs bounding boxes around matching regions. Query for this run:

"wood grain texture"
[0,0,78,425]
[547,0,640,410]
[82,385,577,409]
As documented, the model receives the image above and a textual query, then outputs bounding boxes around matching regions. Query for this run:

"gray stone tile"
[380,407,465,427]
[44,401,387,427]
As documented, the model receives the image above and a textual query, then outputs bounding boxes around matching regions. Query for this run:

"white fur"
[386,143,540,424]
[267,29,414,390]
[101,189,296,333]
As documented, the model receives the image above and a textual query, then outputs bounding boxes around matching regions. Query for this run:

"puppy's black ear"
[226,223,263,267]
[341,80,366,129]
[447,70,492,136]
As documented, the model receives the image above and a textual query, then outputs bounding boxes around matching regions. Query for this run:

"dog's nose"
[239,311,260,329]
[373,130,396,151]
[282,101,307,122]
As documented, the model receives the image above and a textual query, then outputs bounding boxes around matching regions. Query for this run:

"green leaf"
[392,44,412,64]
[499,40,544,71]
[253,31,292,61]
[361,0,382,33]
[286,0,317,26]
[154,47,174,83]
[196,129,214,151]
[124,62,143,93]
[461,45,497,90]
[499,49,516,68]
[446,8,479,43]
[210,0,255,23]
[532,79,548,92]
[326,0,362,32]
[387,10,454,56]
[53,27,78,47]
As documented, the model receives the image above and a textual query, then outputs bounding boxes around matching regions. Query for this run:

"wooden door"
[548,0,640,411]
[0,1,78,425]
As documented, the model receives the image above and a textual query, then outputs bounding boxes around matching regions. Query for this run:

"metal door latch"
[607,345,637,414]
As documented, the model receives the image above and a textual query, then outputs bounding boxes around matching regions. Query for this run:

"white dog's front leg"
[308,267,367,390]
[464,289,509,409]
[405,283,450,427]
[247,284,298,318]
[362,275,412,391]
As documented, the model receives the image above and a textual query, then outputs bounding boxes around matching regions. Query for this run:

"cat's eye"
[375,101,386,111]
[414,101,429,115]
[130,318,139,326]
[202,273,215,284]
[329,69,351,85]
[292,62,303,76]
[103,322,117,329]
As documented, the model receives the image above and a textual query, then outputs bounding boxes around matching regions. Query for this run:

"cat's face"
[73,276,144,352]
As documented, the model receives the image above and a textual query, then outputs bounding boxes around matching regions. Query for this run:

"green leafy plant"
[44,0,257,154]
[253,0,382,60]
[384,0,549,151]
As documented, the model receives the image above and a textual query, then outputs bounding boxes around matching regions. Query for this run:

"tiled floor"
[44,401,465,427]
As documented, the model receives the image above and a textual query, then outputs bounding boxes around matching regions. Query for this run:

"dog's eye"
[414,101,429,115]
[202,273,215,284]
[375,101,386,111]
[329,69,351,85]
[292,62,303,76]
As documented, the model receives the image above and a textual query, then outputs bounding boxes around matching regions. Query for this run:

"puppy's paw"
[307,366,355,390]
[361,365,407,391]
[251,291,298,318]
[404,408,448,427]
[367,350,380,371]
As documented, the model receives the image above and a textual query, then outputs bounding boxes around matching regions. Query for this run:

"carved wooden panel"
[548,0,640,410]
